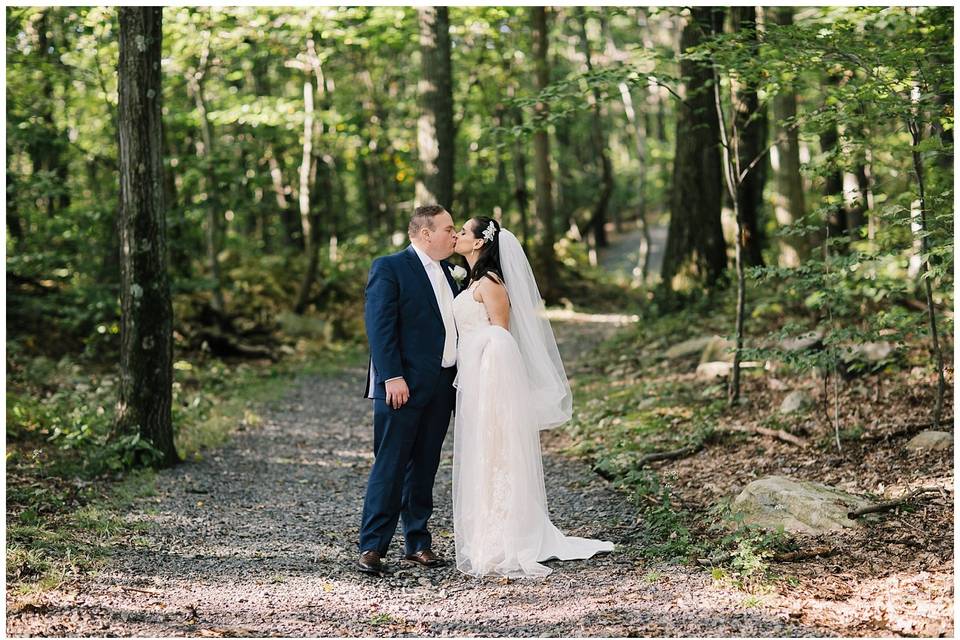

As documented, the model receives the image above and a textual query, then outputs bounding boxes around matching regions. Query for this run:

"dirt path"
[6,316,831,637]
[597,222,668,281]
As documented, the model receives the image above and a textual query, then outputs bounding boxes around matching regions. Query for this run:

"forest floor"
[7,316,840,638]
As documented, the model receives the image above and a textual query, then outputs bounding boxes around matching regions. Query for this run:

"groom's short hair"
[409,205,449,237]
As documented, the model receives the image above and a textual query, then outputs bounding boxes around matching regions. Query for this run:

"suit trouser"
[359,367,456,556]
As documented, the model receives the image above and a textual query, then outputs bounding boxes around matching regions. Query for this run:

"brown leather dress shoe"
[358,550,384,576]
[403,549,448,568]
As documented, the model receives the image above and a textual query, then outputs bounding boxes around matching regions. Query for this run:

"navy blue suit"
[359,245,460,556]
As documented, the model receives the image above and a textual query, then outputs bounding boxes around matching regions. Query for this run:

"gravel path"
[6,320,828,637]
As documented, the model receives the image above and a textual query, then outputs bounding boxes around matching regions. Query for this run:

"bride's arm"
[477,276,510,330]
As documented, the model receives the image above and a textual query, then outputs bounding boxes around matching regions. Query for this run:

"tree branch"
[848,487,944,519]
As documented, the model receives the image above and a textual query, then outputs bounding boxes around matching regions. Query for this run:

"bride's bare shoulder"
[476,273,509,306]
[477,273,506,293]
[482,272,505,287]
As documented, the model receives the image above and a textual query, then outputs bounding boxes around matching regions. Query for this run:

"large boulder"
[731,476,874,535]
[665,336,716,360]
[905,431,952,453]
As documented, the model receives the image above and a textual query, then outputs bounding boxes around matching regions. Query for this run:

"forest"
[6,6,955,637]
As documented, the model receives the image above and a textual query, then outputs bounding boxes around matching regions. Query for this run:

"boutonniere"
[449,265,468,284]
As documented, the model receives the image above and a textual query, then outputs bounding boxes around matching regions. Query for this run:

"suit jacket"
[363,245,461,407]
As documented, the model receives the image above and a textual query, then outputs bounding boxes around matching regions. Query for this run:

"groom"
[358,205,460,576]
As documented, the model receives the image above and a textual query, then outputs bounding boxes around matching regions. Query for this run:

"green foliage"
[5,468,155,594]
[702,505,795,592]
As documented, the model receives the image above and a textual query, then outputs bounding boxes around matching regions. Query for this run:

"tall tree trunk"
[358,67,392,234]
[576,8,613,248]
[770,8,808,267]
[839,103,872,240]
[294,74,319,314]
[661,7,726,289]
[115,6,177,468]
[6,153,24,242]
[607,10,652,280]
[820,74,846,242]
[908,107,946,429]
[844,168,867,235]
[710,36,747,406]
[507,84,531,247]
[295,38,330,314]
[731,7,768,267]
[415,7,454,209]
[530,6,559,300]
[186,31,227,318]
[553,116,576,233]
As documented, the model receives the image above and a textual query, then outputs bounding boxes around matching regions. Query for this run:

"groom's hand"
[385,378,410,409]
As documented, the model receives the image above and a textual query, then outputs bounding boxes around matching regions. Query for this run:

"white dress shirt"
[383,244,458,385]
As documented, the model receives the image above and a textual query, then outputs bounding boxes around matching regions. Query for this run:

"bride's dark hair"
[467,217,505,285]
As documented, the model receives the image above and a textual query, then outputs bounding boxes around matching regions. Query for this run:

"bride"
[450,216,614,578]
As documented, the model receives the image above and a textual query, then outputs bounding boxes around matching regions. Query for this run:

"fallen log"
[848,487,944,519]
[858,421,953,443]
[637,443,703,468]
[720,424,808,447]
[772,545,837,562]
[196,327,279,361]
[592,442,704,481]
[698,545,837,567]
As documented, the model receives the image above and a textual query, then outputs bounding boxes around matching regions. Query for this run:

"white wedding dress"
[451,276,614,578]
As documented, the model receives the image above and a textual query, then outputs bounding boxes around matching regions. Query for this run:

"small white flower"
[449,265,468,282]
[482,221,497,243]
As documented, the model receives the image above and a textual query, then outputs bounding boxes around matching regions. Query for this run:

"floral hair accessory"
[482,221,497,243]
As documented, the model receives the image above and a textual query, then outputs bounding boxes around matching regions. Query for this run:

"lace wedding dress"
[451,279,614,578]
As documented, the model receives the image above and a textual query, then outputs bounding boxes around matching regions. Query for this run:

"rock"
[779,390,812,415]
[697,361,731,380]
[665,336,715,360]
[767,377,789,391]
[905,431,952,453]
[839,341,897,376]
[696,360,764,380]
[700,336,735,364]
[779,330,823,352]
[730,475,874,534]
